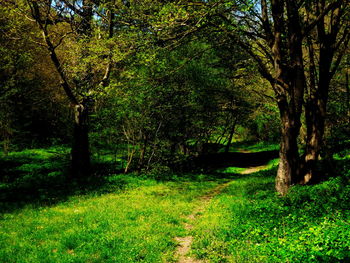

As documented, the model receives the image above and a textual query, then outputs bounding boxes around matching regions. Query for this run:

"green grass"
[191,165,350,263]
[216,166,247,174]
[0,175,219,263]
[1,146,349,263]
[0,146,129,211]
[225,141,279,153]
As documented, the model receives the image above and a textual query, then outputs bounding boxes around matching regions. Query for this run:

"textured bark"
[275,94,303,194]
[302,1,349,184]
[272,0,305,194]
[71,103,90,179]
[303,95,327,184]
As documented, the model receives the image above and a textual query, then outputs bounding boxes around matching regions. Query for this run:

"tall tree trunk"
[70,0,93,179]
[303,97,326,183]
[302,29,333,183]
[71,102,90,179]
[301,1,349,184]
[275,97,301,195]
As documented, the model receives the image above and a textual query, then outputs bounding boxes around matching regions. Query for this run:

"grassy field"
[1,145,349,262]
[0,173,219,262]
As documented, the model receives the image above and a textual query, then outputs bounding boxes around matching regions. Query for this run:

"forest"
[0,0,349,262]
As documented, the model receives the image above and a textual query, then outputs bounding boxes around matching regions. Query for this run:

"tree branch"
[99,10,114,88]
[330,32,350,79]
[61,0,84,16]
[302,0,342,37]
[28,1,79,106]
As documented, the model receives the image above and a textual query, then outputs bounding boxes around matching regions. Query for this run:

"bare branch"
[99,10,115,88]
[303,0,342,37]
[330,32,350,79]
[53,31,74,49]
[261,0,274,46]
[61,0,84,16]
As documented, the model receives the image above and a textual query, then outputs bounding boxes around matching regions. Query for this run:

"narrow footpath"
[173,164,269,263]
[174,181,231,263]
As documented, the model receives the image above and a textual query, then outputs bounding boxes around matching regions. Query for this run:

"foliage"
[0,3,70,150]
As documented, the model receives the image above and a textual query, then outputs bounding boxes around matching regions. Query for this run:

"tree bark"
[275,96,302,195]
[71,102,90,179]
[27,0,115,180]
[303,95,327,183]
[301,1,348,184]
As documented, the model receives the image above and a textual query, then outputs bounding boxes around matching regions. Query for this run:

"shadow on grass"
[0,152,127,214]
[0,152,277,214]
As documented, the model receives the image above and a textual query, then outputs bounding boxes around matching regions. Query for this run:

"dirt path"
[173,182,231,263]
[173,163,269,263]
[240,165,268,174]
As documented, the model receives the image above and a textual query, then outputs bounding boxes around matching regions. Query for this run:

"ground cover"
[0,173,219,263]
[191,162,350,262]
[1,146,349,263]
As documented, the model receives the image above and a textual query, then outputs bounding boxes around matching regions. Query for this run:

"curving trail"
[173,163,268,263]
[174,182,231,263]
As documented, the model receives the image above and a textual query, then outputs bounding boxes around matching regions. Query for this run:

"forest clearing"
[1,0,349,262]
[1,143,349,262]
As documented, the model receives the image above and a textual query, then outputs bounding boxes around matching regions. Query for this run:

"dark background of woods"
[0,0,349,195]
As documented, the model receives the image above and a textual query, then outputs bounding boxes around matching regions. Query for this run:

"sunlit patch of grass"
[265,158,279,169]
[216,158,279,175]
[216,167,247,174]
[6,146,69,160]
[334,151,350,160]
[243,142,279,152]
[191,166,350,263]
[0,177,218,263]
[226,141,279,153]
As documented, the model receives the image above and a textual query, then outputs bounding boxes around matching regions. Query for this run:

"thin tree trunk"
[346,66,349,121]
[225,118,237,153]
[3,135,9,156]
[124,147,135,173]
[138,135,148,170]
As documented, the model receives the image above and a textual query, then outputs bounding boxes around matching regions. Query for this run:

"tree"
[21,0,116,178]
[212,0,348,194]
[302,0,350,183]
[1,2,70,153]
